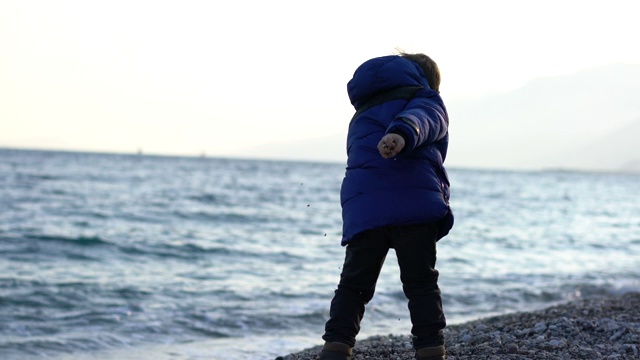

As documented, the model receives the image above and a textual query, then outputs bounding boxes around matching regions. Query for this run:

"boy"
[320,53,454,360]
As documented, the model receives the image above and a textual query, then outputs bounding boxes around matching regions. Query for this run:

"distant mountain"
[246,63,640,172]
[446,63,640,171]
[622,159,640,173]
[557,117,640,173]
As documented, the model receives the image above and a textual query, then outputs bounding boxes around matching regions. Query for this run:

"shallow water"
[1,149,638,359]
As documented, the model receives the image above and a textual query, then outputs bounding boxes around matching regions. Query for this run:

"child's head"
[400,52,441,93]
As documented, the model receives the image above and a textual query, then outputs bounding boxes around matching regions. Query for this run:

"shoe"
[318,342,352,360]
[415,344,445,360]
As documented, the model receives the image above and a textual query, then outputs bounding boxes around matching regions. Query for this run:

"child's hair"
[400,52,441,93]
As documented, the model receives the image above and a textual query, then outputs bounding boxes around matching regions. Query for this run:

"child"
[320,53,454,360]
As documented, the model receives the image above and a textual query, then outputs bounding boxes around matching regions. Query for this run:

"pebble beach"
[279,292,640,360]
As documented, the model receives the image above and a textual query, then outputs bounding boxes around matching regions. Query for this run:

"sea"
[1,148,639,360]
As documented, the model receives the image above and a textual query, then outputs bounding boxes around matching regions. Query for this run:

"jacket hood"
[347,55,431,109]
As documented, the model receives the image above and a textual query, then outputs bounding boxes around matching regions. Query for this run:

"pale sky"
[2,0,640,166]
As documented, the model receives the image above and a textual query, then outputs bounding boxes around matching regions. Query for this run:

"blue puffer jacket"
[341,55,453,245]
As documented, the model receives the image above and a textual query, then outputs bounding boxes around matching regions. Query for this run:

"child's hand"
[378,133,405,158]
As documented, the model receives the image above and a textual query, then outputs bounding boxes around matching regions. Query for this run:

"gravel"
[277,292,640,360]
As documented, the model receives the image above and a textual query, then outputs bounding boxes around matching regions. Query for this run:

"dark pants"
[322,223,445,349]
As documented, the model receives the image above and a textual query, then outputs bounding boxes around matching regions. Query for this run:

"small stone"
[622,344,638,357]
[577,318,595,330]
[598,318,620,332]
[610,330,625,341]
[506,343,519,354]
[534,321,547,333]
[593,344,607,352]
[462,334,473,343]
[548,339,566,348]
[475,324,488,332]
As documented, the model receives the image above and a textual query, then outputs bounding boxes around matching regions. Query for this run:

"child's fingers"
[378,140,396,158]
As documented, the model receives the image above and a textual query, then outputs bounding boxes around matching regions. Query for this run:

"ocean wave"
[172,210,268,223]
[23,234,111,247]
[0,332,131,358]
[188,193,227,204]
[116,241,253,260]
[13,173,64,182]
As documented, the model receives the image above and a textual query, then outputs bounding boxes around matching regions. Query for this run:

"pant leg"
[391,224,446,349]
[322,228,390,347]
